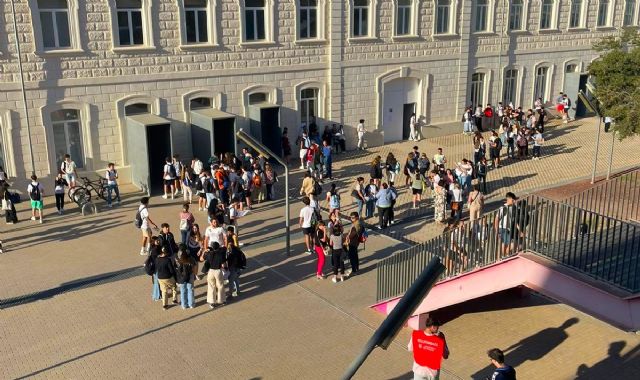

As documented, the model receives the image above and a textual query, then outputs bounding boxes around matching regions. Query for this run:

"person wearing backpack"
[181,166,194,204]
[204,171,216,209]
[172,155,183,197]
[156,245,178,310]
[264,163,277,201]
[27,174,45,223]
[175,247,197,309]
[326,183,341,215]
[178,203,195,244]
[145,236,163,301]
[137,196,158,256]
[252,167,265,203]
[345,212,363,275]
[158,223,179,256]
[241,168,253,210]
[162,157,176,200]
[196,172,206,211]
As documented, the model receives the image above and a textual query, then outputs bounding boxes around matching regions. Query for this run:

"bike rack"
[81,202,97,216]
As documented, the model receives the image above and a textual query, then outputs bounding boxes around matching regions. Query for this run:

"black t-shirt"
[314,228,325,247]
[156,256,176,280]
[491,365,516,380]
[203,248,227,270]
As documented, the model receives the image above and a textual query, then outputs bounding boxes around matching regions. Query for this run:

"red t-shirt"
[412,330,446,370]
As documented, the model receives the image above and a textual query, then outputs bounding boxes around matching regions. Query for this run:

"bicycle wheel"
[71,187,91,204]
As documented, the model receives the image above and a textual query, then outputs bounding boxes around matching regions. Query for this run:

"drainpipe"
[496,0,507,104]
[11,0,36,176]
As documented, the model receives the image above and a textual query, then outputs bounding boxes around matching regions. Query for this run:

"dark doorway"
[191,124,211,162]
[146,124,172,194]
[260,107,281,157]
[575,74,589,118]
[402,103,416,140]
[213,118,235,157]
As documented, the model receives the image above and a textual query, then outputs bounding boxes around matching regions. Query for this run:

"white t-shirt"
[61,160,76,174]
[357,123,365,136]
[299,205,315,228]
[205,226,225,247]
[410,115,417,128]
[105,169,118,185]
[27,181,44,200]
[533,133,543,146]
[138,204,149,230]
[164,163,175,180]
[192,160,203,175]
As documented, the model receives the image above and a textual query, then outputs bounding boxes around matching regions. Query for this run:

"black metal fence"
[376,195,640,302]
[564,168,640,223]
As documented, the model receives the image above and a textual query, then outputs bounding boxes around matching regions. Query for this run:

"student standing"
[54,172,68,215]
[487,348,517,380]
[299,196,315,254]
[60,154,78,188]
[409,113,419,141]
[156,246,178,310]
[105,162,121,208]
[202,242,227,308]
[27,174,44,223]
[138,197,158,255]
[345,212,362,275]
[532,129,544,160]
[326,183,341,216]
[329,225,345,283]
[176,248,197,309]
[162,157,176,199]
[2,183,18,224]
[357,119,366,150]
[179,203,196,244]
[313,220,328,280]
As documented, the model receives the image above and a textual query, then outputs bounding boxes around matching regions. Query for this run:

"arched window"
[508,0,524,31]
[248,92,268,104]
[190,97,213,110]
[125,103,150,115]
[539,0,554,30]
[470,73,486,107]
[534,66,549,102]
[51,109,84,169]
[300,88,318,127]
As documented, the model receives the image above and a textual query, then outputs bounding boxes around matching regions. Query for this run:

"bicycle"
[68,176,108,205]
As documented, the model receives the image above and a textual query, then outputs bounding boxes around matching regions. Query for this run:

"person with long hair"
[313,220,328,280]
[370,156,383,187]
[329,224,345,283]
[433,180,447,224]
[411,172,426,209]
[175,246,197,309]
[326,183,341,216]
[351,177,366,217]
[385,152,399,185]
[404,152,416,186]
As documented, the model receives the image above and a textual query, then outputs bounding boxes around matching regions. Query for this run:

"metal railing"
[376,195,640,302]
[564,168,640,223]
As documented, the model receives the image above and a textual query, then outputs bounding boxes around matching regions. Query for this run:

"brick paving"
[1,116,639,379]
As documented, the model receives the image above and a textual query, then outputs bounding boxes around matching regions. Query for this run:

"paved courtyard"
[1,117,639,379]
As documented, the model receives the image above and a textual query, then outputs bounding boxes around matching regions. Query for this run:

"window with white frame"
[299,0,318,39]
[38,0,71,49]
[51,109,84,169]
[470,73,485,107]
[435,0,452,34]
[534,66,549,102]
[184,0,208,43]
[116,0,144,46]
[597,0,610,27]
[396,0,412,36]
[503,69,518,105]
[474,0,489,32]
[352,0,369,37]
[245,0,266,41]
[300,88,318,128]
[568,0,583,28]
[539,0,553,30]
[623,0,636,26]
[508,0,524,30]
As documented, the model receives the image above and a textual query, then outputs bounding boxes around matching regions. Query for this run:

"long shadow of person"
[471,317,579,379]
[575,341,640,380]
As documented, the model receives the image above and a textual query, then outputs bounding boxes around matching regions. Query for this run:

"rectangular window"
[300,88,318,127]
[396,0,411,36]
[474,0,488,32]
[470,73,485,107]
[540,0,553,30]
[534,67,548,102]
[38,0,71,49]
[569,0,582,28]
[116,0,144,46]
[623,0,636,26]
[299,0,318,39]
[245,0,266,41]
[185,0,208,43]
[597,0,609,27]
[509,0,523,30]
[353,0,369,37]
[503,69,518,105]
[435,0,451,34]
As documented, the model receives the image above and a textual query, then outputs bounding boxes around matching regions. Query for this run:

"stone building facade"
[0,0,633,189]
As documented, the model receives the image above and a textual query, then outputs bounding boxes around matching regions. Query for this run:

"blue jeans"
[152,273,161,301]
[354,198,364,217]
[228,268,240,294]
[107,184,120,205]
[179,282,194,308]
[180,229,189,244]
[323,157,332,178]
[366,199,375,218]
[463,121,472,133]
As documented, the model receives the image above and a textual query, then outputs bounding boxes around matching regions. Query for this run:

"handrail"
[376,194,640,302]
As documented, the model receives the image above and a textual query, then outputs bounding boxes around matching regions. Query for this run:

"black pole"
[341,257,446,380]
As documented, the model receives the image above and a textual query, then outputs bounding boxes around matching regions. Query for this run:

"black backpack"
[29,182,41,201]
[134,206,145,229]
[143,255,155,276]
[312,180,322,196]
[195,177,204,191]
[168,164,177,178]
[205,178,214,193]
[495,138,503,150]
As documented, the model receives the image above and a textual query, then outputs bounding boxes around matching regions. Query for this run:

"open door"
[249,103,281,158]
[126,114,172,195]
[190,108,237,161]
[563,65,581,120]
[402,103,416,140]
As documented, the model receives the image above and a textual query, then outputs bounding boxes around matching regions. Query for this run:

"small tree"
[589,29,640,139]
